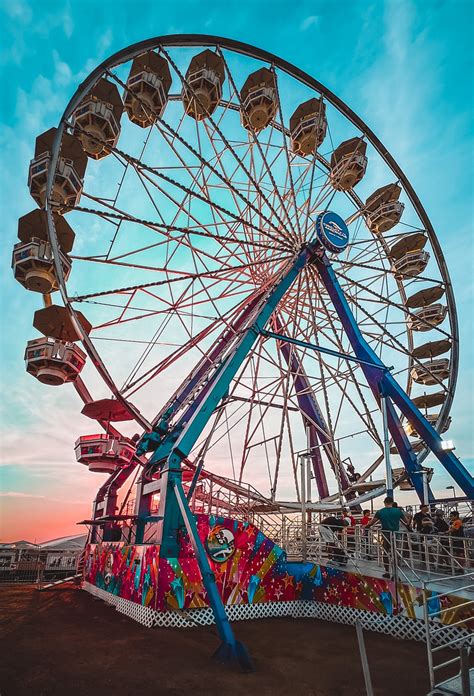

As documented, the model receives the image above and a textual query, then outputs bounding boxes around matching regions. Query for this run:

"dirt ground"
[0,583,432,696]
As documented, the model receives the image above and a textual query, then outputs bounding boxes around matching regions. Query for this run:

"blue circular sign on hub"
[315,211,349,254]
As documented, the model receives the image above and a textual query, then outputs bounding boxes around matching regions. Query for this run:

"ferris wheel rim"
[43,33,459,475]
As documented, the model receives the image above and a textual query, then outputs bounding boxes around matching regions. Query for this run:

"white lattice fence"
[83,581,120,607]
[81,582,472,646]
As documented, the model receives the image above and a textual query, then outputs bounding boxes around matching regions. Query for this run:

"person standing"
[413,504,433,533]
[360,510,372,559]
[365,496,411,578]
[434,509,449,534]
[319,515,349,565]
[413,504,435,565]
[434,509,450,568]
[341,508,356,553]
[448,511,465,570]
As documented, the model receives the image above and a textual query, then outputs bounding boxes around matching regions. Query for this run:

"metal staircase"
[424,572,473,695]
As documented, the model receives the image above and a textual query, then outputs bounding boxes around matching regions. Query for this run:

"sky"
[0,0,473,542]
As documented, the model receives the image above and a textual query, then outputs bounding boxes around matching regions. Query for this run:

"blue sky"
[0,0,473,540]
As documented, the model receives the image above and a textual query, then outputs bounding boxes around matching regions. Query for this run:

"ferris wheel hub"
[314,211,349,254]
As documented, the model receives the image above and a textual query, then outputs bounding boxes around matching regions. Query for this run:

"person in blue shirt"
[366,496,411,578]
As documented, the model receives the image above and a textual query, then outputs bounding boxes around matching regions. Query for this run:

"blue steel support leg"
[381,376,473,498]
[155,455,185,557]
[272,315,349,498]
[172,474,254,671]
[134,477,152,545]
[384,395,435,502]
[314,255,474,500]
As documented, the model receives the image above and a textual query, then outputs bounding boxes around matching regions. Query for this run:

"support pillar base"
[213,640,255,672]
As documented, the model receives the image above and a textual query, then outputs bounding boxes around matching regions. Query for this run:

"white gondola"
[124,51,172,127]
[75,435,135,473]
[12,240,71,293]
[392,249,430,278]
[408,304,448,331]
[290,98,327,156]
[182,50,225,121]
[410,358,450,385]
[71,78,123,159]
[28,128,87,210]
[365,184,404,234]
[330,137,367,190]
[240,67,277,132]
[25,337,86,385]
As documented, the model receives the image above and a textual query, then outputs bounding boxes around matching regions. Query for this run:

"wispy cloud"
[3,0,31,23]
[0,491,86,505]
[300,15,319,31]
[52,50,72,86]
[0,491,45,499]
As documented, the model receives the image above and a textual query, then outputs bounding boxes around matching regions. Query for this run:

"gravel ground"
[0,583,433,696]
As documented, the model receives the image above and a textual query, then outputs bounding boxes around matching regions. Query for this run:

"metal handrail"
[423,570,473,692]
[277,523,472,581]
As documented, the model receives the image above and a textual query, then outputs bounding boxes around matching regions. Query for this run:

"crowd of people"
[319,497,468,578]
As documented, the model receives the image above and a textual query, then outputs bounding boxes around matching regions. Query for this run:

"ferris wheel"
[14,35,474,522]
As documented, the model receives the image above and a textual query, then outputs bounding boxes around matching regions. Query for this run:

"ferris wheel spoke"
[270,335,298,498]
[298,271,347,475]
[200,107,293,253]
[317,358,382,447]
[124,283,272,398]
[188,125,291,282]
[124,319,228,397]
[217,49,300,240]
[236,338,283,488]
[72,112,292,251]
[85,272,253,330]
[156,111,261,271]
[76,193,276,268]
[156,49,297,244]
[137,158,292,250]
[125,260,245,388]
[335,269,452,340]
[105,126,156,260]
[69,257,280,303]
[193,400,248,464]
[273,293,343,482]
[303,265,383,447]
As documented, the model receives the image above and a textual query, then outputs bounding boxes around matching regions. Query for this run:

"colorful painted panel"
[83,514,473,629]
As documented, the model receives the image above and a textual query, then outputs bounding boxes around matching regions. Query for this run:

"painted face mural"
[206,526,235,563]
[104,551,114,587]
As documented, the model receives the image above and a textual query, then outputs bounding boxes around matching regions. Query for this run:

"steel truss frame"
[129,228,472,667]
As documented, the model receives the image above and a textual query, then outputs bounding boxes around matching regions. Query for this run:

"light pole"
[381,393,393,498]
[300,454,307,562]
